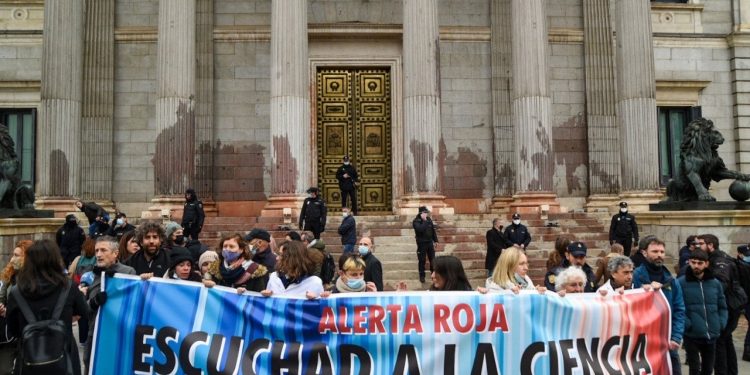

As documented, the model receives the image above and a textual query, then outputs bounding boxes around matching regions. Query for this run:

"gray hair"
[607,255,633,275]
[555,267,587,292]
[95,235,120,252]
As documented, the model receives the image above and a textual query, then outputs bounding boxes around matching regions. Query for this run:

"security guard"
[504,213,531,249]
[544,241,597,292]
[336,155,359,214]
[299,187,327,240]
[182,188,205,241]
[609,201,639,257]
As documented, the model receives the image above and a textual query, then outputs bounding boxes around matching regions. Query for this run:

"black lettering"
[242,338,271,375]
[520,341,545,375]
[630,334,651,374]
[153,326,178,374]
[133,325,156,374]
[208,334,243,375]
[443,344,456,375]
[559,339,578,375]
[470,343,498,375]
[339,344,372,375]
[620,335,632,375]
[600,336,620,374]
[304,343,333,375]
[271,340,301,375]
[549,341,559,375]
[576,337,602,375]
[392,344,421,375]
[179,331,209,375]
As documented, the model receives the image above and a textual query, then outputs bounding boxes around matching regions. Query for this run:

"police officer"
[182,188,205,241]
[544,241,597,292]
[504,213,531,249]
[336,155,359,215]
[413,206,438,283]
[609,201,638,257]
[299,187,327,240]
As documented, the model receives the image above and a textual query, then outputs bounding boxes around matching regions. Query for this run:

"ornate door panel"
[316,68,392,212]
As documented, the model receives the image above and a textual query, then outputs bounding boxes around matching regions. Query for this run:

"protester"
[676,235,697,276]
[160,246,202,282]
[546,236,570,271]
[299,187,327,239]
[413,206,438,283]
[325,253,376,294]
[117,230,139,263]
[630,235,655,269]
[555,267,588,295]
[479,247,545,294]
[0,239,31,373]
[164,221,184,250]
[203,233,269,294]
[633,236,685,375]
[262,240,323,298]
[338,206,357,254]
[67,237,97,285]
[246,228,277,272]
[5,239,87,375]
[736,245,750,362]
[198,250,219,277]
[286,231,301,241]
[106,212,136,241]
[357,236,383,291]
[56,213,86,267]
[609,201,638,256]
[594,243,624,286]
[125,221,170,277]
[181,188,205,241]
[75,200,110,237]
[504,213,531,249]
[545,241,596,292]
[678,249,728,375]
[597,255,634,295]
[485,218,512,277]
[430,256,472,291]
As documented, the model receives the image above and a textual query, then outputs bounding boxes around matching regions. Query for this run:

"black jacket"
[252,248,277,273]
[125,248,170,277]
[363,252,383,291]
[79,201,107,225]
[544,260,597,292]
[709,249,748,310]
[56,221,85,266]
[107,222,136,241]
[609,212,639,242]
[504,223,531,248]
[338,215,357,245]
[412,215,438,244]
[336,163,359,191]
[182,192,205,228]
[485,228,512,271]
[299,197,327,228]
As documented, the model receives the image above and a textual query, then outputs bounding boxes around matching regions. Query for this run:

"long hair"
[430,256,472,291]
[16,240,68,296]
[82,237,96,258]
[547,236,570,271]
[118,230,137,262]
[277,240,315,279]
[1,239,33,283]
[491,247,524,288]
[218,233,251,262]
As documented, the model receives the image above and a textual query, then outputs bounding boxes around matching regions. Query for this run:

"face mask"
[249,245,257,256]
[346,278,365,289]
[743,255,750,263]
[513,220,520,225]
[175,235,185,245]
[116,218,124,226]
[10,258,22,270]
[358,245,369,256]
[342,212,348,217]
[223,249,241,263]
[344,162,350,165]
[308,194,313,198]
[620,208,628,214]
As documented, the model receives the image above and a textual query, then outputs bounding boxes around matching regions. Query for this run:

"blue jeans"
[342,244,355,254]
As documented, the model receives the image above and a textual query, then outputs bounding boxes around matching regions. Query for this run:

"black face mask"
[175,235,185,245]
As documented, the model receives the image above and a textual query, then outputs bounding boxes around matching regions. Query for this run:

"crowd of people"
[0,192,748,375]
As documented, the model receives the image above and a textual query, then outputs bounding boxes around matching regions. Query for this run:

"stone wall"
[116,0,158,27]
[215,0,270,26]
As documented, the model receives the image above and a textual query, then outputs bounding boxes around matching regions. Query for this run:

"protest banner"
[90,275,672,374]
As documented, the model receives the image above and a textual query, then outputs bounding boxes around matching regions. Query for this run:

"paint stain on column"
[48,149,69,197]
[409,140,435,193]
[153,101,195,195]
[272,136,298,194]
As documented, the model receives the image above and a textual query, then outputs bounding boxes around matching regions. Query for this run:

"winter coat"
[252,248,277,273]
[544,261,597,292]
[412,215,438,244]
[107,222,136,241]
[56,222,86,267]
[633,264,686,344]
[182,190,205,229]
[336,163,359,191]
[79,201,107,225]
[338,215,356,245]
[609,212,638,242]
[677,268,728,340]
[708,249,748,311]
[503,223,531,248]
[362,252,383,291]
[266,272,324,296]
[125,248,170,277]
[485,227,512,271]
[299,197,327,229]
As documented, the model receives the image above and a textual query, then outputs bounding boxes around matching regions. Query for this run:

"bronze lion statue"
[665,118,750,202]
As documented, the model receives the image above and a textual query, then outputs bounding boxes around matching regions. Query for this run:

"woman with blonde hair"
[480,247,545,294]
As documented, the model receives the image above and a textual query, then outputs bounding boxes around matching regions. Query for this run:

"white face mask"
[620,208,628,214]
[344,162,350,165]
[513,219,521,225]
[342,212,348,217]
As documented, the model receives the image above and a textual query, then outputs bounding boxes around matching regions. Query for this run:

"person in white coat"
[478,247,545,294]
[261,240,323,299]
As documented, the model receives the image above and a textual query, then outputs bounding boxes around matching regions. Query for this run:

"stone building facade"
[0,0,747,218]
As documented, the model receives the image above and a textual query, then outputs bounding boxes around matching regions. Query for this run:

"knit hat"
[164,221,182,239]
[169,246,194,270]
[246,228,271,243]
[198,250,219,266]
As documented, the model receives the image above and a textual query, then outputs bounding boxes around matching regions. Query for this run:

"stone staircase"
[199,211,617,291]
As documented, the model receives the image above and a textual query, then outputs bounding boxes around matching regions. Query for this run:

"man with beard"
[633,237,685,375]
[81,236,135,373]
[125,222,170,277]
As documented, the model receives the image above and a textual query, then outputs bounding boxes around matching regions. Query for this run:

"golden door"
[316,68,392,213]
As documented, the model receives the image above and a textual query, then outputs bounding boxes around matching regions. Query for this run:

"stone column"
[263,0,311,215]
[490,0,514,212]
[509,0,558,213]
[583,0,621,211]
[732,0,750,172]
[614,0,661,205]
[195,0,215,206]
[36,0,85,214]
[400,0,451,214]
[153,0,197,204]
[81,0,115,204]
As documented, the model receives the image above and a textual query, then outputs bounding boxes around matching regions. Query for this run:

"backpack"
[320,251,336,285]
[10,280,73,375]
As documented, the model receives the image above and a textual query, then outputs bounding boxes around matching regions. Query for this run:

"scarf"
[220,260,252,286]
[335,277,366,293]
[645,262,666,284]
[514,274,529,289]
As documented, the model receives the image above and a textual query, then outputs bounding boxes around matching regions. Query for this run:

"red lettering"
[477,303,487,332]
[337,306,352,334]
[488,304,509,332]
[452,303,474,334]
[353,306,367,334]
[368,305,386,334]
[318,306,337,334]
[403,304,424,334]
[434,304,451,333]
[386,305,402,333]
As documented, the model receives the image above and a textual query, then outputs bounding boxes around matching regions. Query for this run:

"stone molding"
[0,80,39,107]
[650,2,704,34]
[655,79,710,107]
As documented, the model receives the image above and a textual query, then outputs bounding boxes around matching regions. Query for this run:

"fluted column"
[511,0,553,193]
[195,0,214,200]
[490,0,514,207]
[270,0,309,196]
[155,0,196,196]
[81,0,115,201]
[403,0,442,195]
[38,0,84,199]
[583,0,621,196]
[614,0,660,192]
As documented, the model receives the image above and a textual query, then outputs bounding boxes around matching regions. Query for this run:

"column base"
[261,194,305,225]
[490,196,514,213]
[397,194,454,215]
[585,194,621,214]
[509,192,561,217]
[619,190,664,213]
[142,196,184,222]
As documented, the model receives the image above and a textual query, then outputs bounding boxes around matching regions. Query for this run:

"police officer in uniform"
[299,187,327,240]
[336,155,359,214]
[544,241,597,292]
[413,206,438,283]
[504,213,531,249]
[609,201,639,257]
[182,188,205,241]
